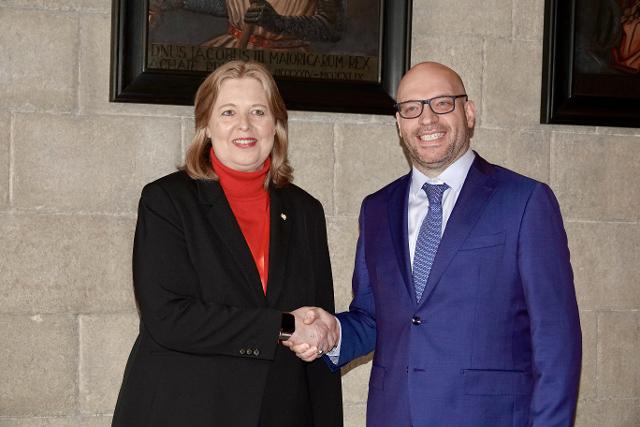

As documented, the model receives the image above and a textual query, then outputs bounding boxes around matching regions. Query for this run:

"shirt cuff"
[326,318,342,364]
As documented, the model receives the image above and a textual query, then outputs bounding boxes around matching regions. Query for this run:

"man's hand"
[283,307,340,362]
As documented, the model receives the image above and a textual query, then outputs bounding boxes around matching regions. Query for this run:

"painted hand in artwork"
[244,0,280,30]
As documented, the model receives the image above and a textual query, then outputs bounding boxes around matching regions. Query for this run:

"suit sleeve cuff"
[326,318,342,364]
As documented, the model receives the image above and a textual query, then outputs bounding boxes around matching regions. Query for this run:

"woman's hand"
[284,307,339,362]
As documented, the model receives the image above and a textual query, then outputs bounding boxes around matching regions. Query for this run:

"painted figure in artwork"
[150,0,343,52]
[613,0,640,72]
[576,0,640,74]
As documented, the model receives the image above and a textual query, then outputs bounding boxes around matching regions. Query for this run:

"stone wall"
[1,0,639,425]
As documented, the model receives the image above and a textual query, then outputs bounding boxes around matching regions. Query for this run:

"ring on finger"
[317,349,324,355]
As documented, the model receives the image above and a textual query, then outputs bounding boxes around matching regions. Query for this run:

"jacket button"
[253,349,260,356]
[411,316,422,325]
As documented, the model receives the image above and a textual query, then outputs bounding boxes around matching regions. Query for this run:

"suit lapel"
[196,179,266,303]
[419,154,497,306]
[265,187,291,306]
[388,174,415,305]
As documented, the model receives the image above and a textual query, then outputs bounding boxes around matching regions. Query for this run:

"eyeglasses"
[394,94,468,119]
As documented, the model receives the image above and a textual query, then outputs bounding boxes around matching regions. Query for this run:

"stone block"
[551,132,640,221]
[181,117,195,163]
[341,358,372,404]
[566,222,640,310]
[596,126,640,137]
[288,110,378,125]
[473,128,550,183]
[13,113,181,213]
[0,112,9,208]
[0,416,112,427]
[0,1,110,11]
[483,39,542,129]
[343,402,366,427]
[578,311,596,399]
[45,0,109,12]
[78,13,193,117]
[410,35,483,124]
[547,124,598,135]
[597,311,640,398]
[288,121,334,214]
[0,9,76,112]
[79,313,139,414]
[0,212,136,314]
[0,315,77,416]
[326,216,359,312]
[575,398,640,427]
[412,0,512,37]
[335,123,410,216]
[513,0,545,41]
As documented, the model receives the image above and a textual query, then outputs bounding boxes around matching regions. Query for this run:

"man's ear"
[464,99,476,129]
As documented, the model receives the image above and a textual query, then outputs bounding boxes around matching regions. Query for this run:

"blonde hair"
[183,60,293,188]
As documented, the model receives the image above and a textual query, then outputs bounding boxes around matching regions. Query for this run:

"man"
[286,62,582,426]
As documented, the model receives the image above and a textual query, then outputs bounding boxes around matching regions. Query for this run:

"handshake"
[281,307,340,362]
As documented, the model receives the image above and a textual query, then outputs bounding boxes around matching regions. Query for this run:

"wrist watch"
[278,312,295,342]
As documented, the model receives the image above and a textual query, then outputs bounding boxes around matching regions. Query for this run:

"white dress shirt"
[407,149,475,265]
[326,149,476,361]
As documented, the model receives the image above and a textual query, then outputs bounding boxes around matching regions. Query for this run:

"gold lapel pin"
[280,213,287,221]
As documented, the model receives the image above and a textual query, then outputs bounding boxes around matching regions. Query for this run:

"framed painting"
[110,0,412,115]
[541,0,640,128]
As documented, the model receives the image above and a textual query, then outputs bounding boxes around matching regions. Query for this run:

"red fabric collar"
[210,148,271,198]
[210,148,271,294]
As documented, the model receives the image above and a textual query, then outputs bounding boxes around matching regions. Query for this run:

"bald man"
[287,62,581,426]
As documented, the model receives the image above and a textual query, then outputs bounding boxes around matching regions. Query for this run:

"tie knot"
[422,183,449,205]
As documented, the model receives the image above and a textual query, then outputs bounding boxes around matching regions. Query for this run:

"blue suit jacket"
[331,154,581,427]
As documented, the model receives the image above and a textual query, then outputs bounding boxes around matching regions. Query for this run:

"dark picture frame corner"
[541,0,640,128]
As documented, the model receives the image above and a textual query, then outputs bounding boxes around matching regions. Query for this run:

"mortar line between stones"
[9,112,15,207]
[332,123,338,217]
[76,313,82,416]
[595,311,600,399]
[548,131,555,193]
[511,0,516,40]
[73,10,82,115]
[480,37,487,129]
[180,119,186,165]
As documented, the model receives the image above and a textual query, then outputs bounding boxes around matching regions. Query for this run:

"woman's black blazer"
[112,171,342,427]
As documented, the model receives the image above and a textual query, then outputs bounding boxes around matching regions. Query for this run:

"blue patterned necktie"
[413,182,449,302]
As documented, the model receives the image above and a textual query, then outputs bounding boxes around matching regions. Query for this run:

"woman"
[112,60,342,427]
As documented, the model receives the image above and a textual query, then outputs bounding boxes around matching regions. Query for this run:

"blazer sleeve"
[132,182,282,359]
[519,183,581,426]
[329,198,377,369]
[303,199,344,426]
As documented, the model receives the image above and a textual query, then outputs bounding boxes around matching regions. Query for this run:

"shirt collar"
[410,149,476,196]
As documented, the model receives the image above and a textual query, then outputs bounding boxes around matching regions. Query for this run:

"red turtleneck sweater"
[210,149,270,294]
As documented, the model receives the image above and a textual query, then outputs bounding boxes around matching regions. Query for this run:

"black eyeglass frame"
[394,94,468,118]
